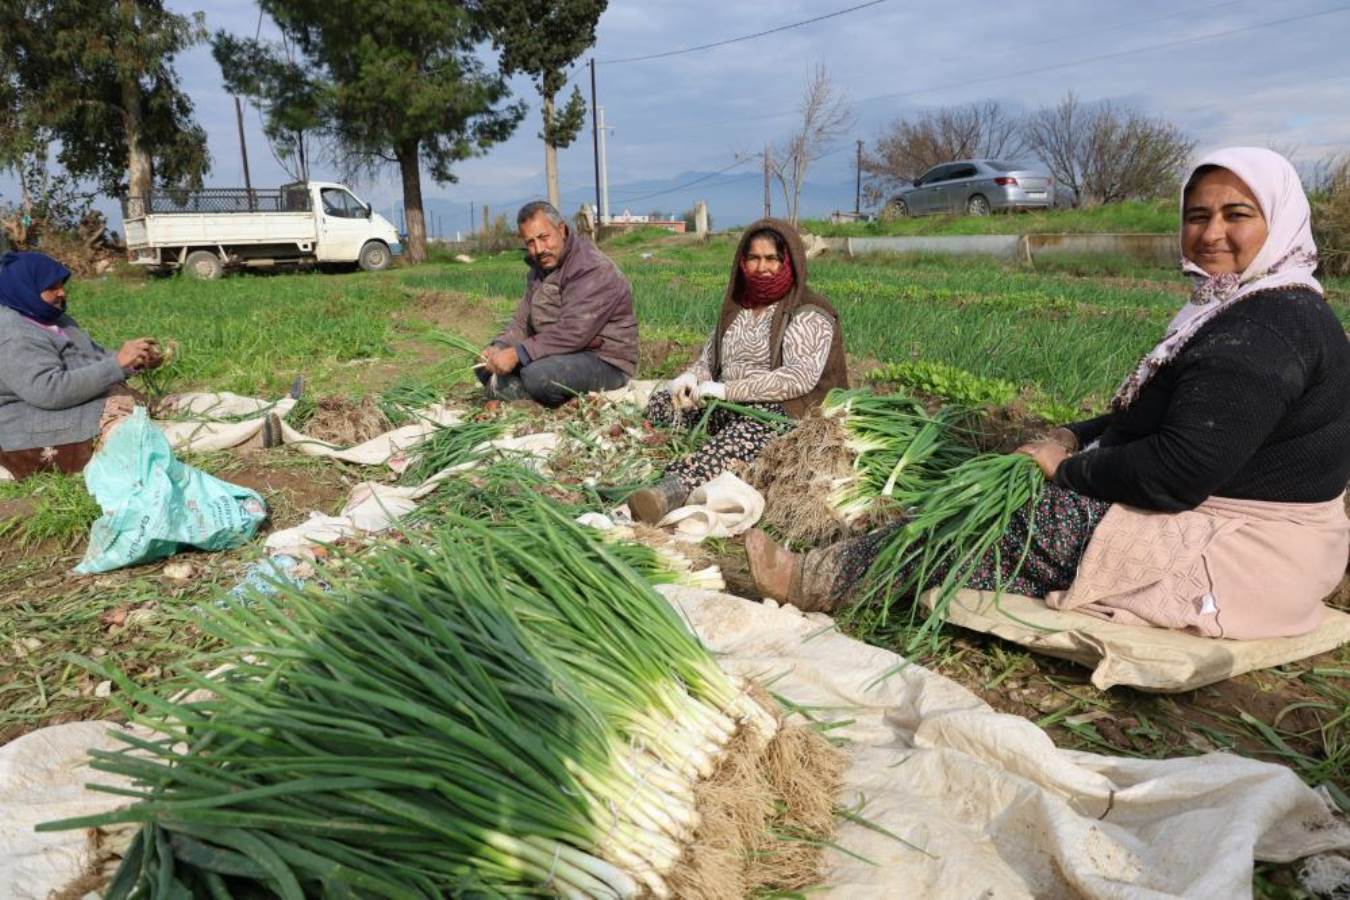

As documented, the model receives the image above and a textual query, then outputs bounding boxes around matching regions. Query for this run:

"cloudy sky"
[8,0,1350,227]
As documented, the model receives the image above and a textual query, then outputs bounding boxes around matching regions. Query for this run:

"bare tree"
[771,65,854,225]
[1023,92,1194,206]
[861,101,1026,204]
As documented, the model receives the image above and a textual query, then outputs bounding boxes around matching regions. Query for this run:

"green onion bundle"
[855,452,1045,651]
[398,418,511,485]
[429,330,486,361]
[44,501,776,898]
[592,529,726,593]
[821,388,976,524]
[376,380,447,426]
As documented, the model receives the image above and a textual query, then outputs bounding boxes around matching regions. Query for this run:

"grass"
[71,269,422,397]
[801,200,1179,237]
[0,471,100,548]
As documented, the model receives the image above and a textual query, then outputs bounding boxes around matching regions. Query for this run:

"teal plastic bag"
[76,407,267,574]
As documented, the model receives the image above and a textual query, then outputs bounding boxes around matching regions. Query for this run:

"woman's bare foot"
[745,529,800,602]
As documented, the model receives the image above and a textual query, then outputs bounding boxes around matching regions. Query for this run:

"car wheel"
[358,241,392,272]
[184,250,224,280]
[966,195,991,217]
[881,199,909,220]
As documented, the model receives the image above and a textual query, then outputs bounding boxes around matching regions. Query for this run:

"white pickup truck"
[122,181,403,279]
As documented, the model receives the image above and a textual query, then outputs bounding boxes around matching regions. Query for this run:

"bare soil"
[215,456,353,529]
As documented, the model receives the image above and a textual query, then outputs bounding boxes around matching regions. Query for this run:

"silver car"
[885,159,1054,217]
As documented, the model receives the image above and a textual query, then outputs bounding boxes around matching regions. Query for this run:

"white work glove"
[697,381,727,403]
[668,371,699,411]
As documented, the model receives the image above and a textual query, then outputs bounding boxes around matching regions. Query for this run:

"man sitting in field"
[477,201,637,407]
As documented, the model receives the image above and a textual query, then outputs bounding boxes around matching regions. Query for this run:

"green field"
[3,235,1347,895]
[71,235,1350,415]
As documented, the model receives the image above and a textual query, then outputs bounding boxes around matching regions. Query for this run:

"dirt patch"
[639,339,699,380]
[400,290,503,342]
[0,496,36,522]
[970,404,1050,454]
[222,457,353,529]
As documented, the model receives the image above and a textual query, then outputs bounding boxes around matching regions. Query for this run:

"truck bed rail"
[122,187,312,218]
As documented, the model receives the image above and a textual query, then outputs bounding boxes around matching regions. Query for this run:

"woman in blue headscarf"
[0,251,163,480]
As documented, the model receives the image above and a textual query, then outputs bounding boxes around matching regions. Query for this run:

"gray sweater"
[0,306,128,451]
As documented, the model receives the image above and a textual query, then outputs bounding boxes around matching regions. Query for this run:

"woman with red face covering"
[747,148,1350,641]
[628,219,849,524]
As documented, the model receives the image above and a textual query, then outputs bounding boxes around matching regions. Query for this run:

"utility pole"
[234,96,253,210]
[763,144,772,220]
[469,201,475,236]
[597,106,611,224]
[590,58,602,222]
[855,139,863,216]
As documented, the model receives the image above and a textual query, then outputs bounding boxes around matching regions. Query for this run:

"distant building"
[605,208,686,234]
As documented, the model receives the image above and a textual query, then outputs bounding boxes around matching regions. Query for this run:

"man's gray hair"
[517,200,565,228]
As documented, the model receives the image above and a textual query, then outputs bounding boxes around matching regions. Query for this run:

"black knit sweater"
[1055,287,1350,512]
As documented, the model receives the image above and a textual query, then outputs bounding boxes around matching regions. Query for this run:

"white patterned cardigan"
[685,307,835,404]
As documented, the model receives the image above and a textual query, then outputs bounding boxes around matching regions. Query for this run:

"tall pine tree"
[0,0,209,199]
[221,0,524,264]
[482,0,607,212]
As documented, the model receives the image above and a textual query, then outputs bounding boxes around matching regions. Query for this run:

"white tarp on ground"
[278,402,464,468]
[927,588,1350,693]
[0,721,138,900]
[264,432,560,555]
[4,589,1347,900]
[156,392,297,453]
[662,586,1350,900]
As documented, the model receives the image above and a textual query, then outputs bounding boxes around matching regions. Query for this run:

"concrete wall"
[1023,233,1175,264]
[826,233,1176,265]
[844,235,1024,260]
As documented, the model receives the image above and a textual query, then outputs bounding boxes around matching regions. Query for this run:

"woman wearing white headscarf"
[748,147,1350,640]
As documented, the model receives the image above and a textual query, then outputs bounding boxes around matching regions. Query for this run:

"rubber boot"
[628,476,689,525]
[746,528,850,613]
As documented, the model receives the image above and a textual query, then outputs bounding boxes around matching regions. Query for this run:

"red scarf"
[737,252,794,309]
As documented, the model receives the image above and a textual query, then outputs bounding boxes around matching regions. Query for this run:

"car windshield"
[984,160,1021,172]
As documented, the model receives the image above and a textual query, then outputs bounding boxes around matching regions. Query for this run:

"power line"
[625,3,1350,138]
[597,0,889,65]
[859,3,1350,105]
[609,156,756,203]
[1022,0,1250,48]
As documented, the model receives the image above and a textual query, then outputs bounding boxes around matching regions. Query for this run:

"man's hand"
[117,338,161,371]
[1016,440,1070,481]
[481,346,520,376]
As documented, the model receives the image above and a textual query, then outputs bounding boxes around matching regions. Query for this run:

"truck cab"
[123,181,402,278]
